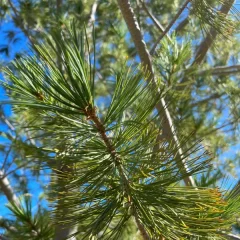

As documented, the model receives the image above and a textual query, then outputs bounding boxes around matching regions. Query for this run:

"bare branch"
[175,16,189,33]
[190,93,225,108]
[199,64,240,76]
[117,0,196,189]
[4,158,34,178]
[0,170,20,207]
[150,0,191,55]
[25,128,36,145]
[193,0,235,64]
[1,146,12,171]
[7,0,19,17]
[140,0,172,43]
[0,114,15,132]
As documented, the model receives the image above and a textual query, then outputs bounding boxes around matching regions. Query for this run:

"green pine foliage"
[1,25,240,239]
[192,0,238,37]
[6,195,53,240]
[0,0,240,239]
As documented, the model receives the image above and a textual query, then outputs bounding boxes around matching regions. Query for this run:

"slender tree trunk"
[117,0,195,187]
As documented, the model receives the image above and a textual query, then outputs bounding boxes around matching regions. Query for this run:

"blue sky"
[0,22,48,220]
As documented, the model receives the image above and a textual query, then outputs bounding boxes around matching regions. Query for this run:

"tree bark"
[117,0,195,187]
[0,170,20,207]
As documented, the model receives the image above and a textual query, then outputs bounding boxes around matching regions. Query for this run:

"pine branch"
[53,4,97,240]
[117,0,196,188]
[83,106,151,239]
[190,92,225,108]
[150,0,191,55]
[199,64,240,76]
[53,2,76,239]
[4,20,240,239]
[193,0,235,64]
[1,146,12,171]
[0,113,15,131]
[178,1,235,91]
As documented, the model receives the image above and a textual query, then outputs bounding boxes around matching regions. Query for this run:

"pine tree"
[0,0,240,239]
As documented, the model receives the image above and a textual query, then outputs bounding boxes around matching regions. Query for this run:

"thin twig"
[0,114,15,131]
[25,128,36,145]
[175,16,189,33]
[199,64,240,76]
[203,121,235,138]
[7,0,19,16]
[1,146,12,171]
[4,158,34,178]
[190,93,224,108]
[140,0,172,43]
[4,150,17,175]
[150,0,191,55]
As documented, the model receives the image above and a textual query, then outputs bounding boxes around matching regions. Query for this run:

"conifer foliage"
[0,0,240,239]
[1,24,240,240]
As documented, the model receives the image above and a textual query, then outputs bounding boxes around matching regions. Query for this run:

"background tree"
[0,0,240,239]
